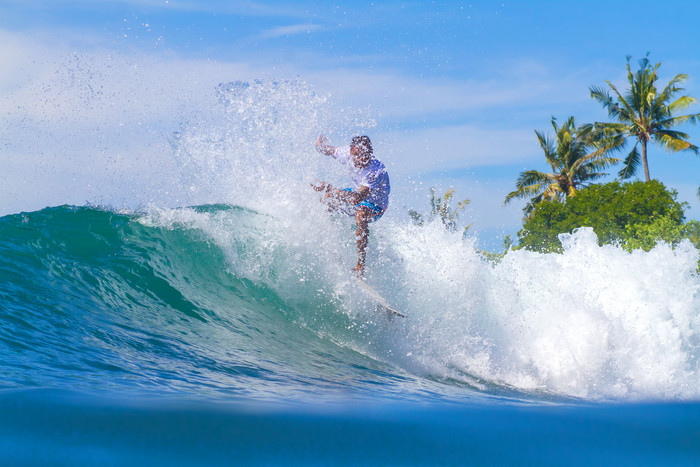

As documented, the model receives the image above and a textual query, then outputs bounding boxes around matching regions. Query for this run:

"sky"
[1,0,700,249]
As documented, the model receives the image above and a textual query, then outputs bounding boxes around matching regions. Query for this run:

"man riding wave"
[312,135,390,277]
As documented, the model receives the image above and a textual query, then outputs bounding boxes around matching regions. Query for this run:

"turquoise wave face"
[0,205,466,402]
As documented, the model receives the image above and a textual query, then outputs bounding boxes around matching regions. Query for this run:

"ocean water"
[2,80,700,465]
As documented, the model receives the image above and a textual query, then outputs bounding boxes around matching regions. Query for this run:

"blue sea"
[2,81,700,465]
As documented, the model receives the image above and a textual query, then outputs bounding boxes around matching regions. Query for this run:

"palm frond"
[593,121,628,134]
[515,170,557,189]
[541,184,564,202]
[576,154,621,173]
[665,94,696,115]
[658,73,689,103]
[504,184,543,205]
[504,169,555,205]
[655,131,698,153]
[534,129,557,167]
[606,81,637,122]
[577,171,609,180]
[654,128,691,141]
[455,199,470,209]
[618,145,641,179]
[590,86,612,106]
[656,112,700,129]
[590,85,623,121]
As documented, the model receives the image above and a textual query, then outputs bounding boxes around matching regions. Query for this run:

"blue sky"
[1,0,700,248]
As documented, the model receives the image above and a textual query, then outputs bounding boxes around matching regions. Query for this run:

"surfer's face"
[351,144,371,168]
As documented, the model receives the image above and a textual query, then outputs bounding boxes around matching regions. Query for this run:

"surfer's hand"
[315,135,335,155]
[311,180,327,192]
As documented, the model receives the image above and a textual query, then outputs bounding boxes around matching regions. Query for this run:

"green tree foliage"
[504,116,621,218]
[517,180,695,252]
[409,187,470,233]
[625,217,700,251]
[590,54,700,181]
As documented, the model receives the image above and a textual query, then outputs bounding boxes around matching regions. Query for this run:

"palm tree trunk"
[642,139,650,182]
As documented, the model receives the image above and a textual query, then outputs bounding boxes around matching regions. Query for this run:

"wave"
[1,204,699,402]
[0,205,403,400]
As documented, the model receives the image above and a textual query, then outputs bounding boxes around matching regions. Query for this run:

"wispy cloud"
[259,23,325,39]
[4,0,309,18]
[304,61,600,126]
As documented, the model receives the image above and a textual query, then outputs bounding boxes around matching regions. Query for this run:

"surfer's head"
[350,135,372,168]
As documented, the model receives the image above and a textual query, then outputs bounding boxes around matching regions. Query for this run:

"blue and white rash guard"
[334,146,391,211]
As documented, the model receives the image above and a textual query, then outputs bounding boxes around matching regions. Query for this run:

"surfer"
[312,135,390,277]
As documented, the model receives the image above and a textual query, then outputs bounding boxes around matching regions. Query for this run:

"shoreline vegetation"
[410,54,700,261]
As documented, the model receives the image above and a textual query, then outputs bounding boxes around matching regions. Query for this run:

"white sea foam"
[374,223,700,401]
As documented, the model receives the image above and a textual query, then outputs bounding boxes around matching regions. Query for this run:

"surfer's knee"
[355,205,373,225]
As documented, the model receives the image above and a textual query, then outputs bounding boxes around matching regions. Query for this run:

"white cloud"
[259,23,325,39]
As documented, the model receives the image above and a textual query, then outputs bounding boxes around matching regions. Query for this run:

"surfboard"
[354,278,407,319]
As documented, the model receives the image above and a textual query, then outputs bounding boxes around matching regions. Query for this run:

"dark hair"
[351,135,373,154]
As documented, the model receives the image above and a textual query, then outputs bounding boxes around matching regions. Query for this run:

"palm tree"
[504,116,621,217]
[409,187,470,232]
[590,54,700,181]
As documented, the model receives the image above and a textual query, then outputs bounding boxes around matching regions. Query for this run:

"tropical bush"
[516,180,697,252]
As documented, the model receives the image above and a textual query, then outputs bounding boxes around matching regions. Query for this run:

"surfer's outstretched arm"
[315,134,336,156]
